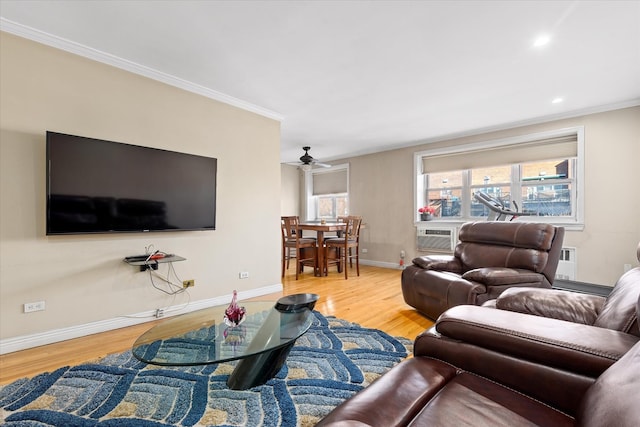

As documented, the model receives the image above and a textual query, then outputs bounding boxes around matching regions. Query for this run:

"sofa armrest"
[421,305,636,377]
[461,267,544,286]
[412,255,462,273]
[414,305,638,415]
[415,326,593,416]
[316,357,458,427]
[495,287,605,325]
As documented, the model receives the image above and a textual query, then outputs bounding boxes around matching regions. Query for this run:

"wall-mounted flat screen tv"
[46,131,217,235]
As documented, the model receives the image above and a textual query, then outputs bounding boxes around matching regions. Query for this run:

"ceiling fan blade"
[313,161,332,168]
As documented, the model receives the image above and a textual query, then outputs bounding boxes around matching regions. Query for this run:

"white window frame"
[304,163,350,221]
[414,127,585,230]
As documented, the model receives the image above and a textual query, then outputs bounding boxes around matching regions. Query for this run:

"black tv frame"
[46,131,217,235]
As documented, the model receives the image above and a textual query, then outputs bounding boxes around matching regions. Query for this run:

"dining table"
[297,222,347,276]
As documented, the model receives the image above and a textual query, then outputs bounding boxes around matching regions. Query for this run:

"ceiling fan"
[295,146,331,171]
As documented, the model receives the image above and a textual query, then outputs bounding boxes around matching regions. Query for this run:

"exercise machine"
[473,191,538,221]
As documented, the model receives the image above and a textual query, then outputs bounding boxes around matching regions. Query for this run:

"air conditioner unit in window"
[416,227,457,252]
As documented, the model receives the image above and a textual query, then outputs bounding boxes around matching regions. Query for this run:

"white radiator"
[555,247,576,280]
[416,227,457,252]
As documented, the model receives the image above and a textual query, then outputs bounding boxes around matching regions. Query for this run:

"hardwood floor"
[0,265,434,385]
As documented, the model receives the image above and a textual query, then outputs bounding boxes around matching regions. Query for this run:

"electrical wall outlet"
[182,279,195,288]
[239,271,249,279]
[361,248,368,253]
[24,301,45,313]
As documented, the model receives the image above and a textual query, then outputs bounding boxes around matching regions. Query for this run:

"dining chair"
[281,216,297,277]
[324,215,362,279]
[281,216,317,279]
[336,215,355,268]
[326,216,348,239]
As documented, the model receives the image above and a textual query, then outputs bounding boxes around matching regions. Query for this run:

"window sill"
[415,219,584,231]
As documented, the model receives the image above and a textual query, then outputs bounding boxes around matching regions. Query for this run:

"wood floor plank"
[0,265,433,385]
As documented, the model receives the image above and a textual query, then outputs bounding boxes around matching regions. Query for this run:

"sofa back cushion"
[455,222,558,275]
[594,266,640,336]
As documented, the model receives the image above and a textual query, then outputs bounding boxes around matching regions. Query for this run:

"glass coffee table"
[132,296,317,390]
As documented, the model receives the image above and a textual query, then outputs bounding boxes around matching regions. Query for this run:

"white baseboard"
[359,259,405,270]
[0,284,283,355]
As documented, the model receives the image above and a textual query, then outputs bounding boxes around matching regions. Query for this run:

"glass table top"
[132,301,314,366]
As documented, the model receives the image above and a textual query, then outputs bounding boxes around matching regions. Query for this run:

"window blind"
[312,169,348,195]
[422,134,577,173]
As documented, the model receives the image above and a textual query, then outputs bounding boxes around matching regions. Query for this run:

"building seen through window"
[424,158,575,220]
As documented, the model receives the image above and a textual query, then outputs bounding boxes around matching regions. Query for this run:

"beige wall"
[0,33,282,343]
[3,30,636,348]
[280,164,300,216]
[299,107,639,285]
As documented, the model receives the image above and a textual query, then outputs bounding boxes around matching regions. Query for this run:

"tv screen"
[46,131,217,235]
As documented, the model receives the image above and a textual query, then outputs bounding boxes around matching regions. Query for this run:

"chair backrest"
[345,216,362,241]
[454,221,565,286]
[281,216,299,241]
[594,242,640,336]
[576,296,640,426]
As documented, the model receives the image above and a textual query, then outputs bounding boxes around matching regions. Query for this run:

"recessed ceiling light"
[551,97,563,104]
[533,35,551,47]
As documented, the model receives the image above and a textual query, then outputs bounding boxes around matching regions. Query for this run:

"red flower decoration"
[418,206,436,215]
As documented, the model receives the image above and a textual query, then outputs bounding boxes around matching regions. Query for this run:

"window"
[426,171,463,218]
[415,127,584,228]
[469,165,512,218]
[306,164,349,220]
[316,194,348,219]
[520,158,574,217]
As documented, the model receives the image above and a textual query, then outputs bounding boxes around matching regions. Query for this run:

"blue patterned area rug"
[0,312,412,426]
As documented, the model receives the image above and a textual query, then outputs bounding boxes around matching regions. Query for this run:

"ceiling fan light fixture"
[299,146,314,165]
[293,146,330,170]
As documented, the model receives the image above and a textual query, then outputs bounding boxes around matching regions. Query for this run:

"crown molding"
[0,18,284,122]
[326,98,640,162]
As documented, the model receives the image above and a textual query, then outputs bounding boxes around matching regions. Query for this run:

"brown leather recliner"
[484,241,640,336]
[317,298,640,426]
[402,221,565,319]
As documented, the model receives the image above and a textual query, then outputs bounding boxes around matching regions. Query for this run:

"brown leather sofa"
[484,241,640,336]
[402,221,565,319]
[317,298,640,427]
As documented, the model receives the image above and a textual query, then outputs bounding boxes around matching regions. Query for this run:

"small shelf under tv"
[124,255,186,271]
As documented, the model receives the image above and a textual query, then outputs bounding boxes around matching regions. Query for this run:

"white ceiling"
[1,0,639,164]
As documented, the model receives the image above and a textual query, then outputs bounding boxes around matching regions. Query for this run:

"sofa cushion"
[458,221,556,250]
[495,287,604,325]
[462,268,544,286]
[456,243,549,273]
